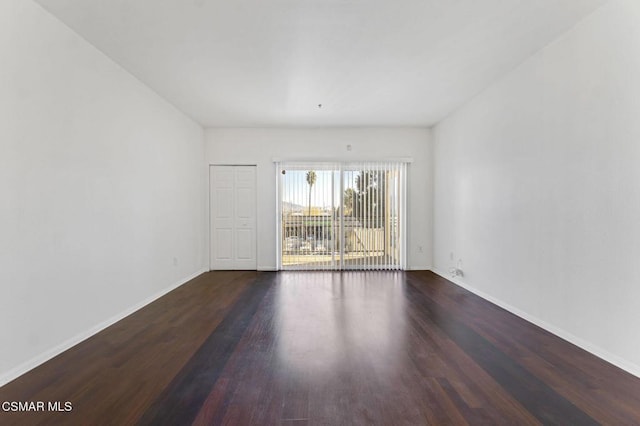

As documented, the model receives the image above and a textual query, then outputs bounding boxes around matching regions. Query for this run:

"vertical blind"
[277,161,407,271]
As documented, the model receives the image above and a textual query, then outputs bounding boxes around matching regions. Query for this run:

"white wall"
[0,0,206,384]
[206,128,433,270]
[433,0,640,376]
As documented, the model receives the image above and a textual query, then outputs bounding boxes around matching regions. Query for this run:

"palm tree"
[302,170,316,243]
[306,170,317,217]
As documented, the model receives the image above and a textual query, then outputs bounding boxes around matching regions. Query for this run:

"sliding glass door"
[277,161,406,271]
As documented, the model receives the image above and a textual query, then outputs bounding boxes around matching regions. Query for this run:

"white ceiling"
[36,0,606,127]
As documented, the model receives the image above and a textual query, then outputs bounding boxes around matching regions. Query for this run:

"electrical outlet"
[418,245,423,253]
[452,258,464,278]
[173,257,178,266]
[449,267,464,278]
[450,252,454,261]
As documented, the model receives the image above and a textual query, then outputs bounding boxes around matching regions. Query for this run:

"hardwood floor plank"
[410,270,640,424]
[138,272,275,425]
[0,270,253,425]
[405,273,598,425]
[404,293,540,425]
[1,270,640,425]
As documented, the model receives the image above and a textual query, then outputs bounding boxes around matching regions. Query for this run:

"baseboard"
[407,265,431,271]
[258,264,431,272]
[431,268,640,379]
[0,268,207,387]
[258,266,278,271]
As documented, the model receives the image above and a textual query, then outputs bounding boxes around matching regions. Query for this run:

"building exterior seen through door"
[210,165,257,270]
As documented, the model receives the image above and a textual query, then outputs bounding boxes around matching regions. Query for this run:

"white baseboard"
[407,265,431,271]
[259,266,431,272]
[431,269,640,379]
[0,268,207,387]
[258,266,278,271]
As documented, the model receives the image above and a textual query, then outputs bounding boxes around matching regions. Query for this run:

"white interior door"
[210,165,257,270]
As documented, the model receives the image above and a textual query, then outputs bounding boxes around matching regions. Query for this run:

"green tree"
[343,188,355,216]
[306,170,317,217]
[352,170,386,228]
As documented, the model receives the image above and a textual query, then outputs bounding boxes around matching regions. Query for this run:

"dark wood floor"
[2,271,640,425]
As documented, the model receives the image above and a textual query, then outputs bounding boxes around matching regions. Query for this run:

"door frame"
[275,160,409,271]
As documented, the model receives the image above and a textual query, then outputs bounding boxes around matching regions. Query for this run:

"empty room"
[2,0,640,424]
